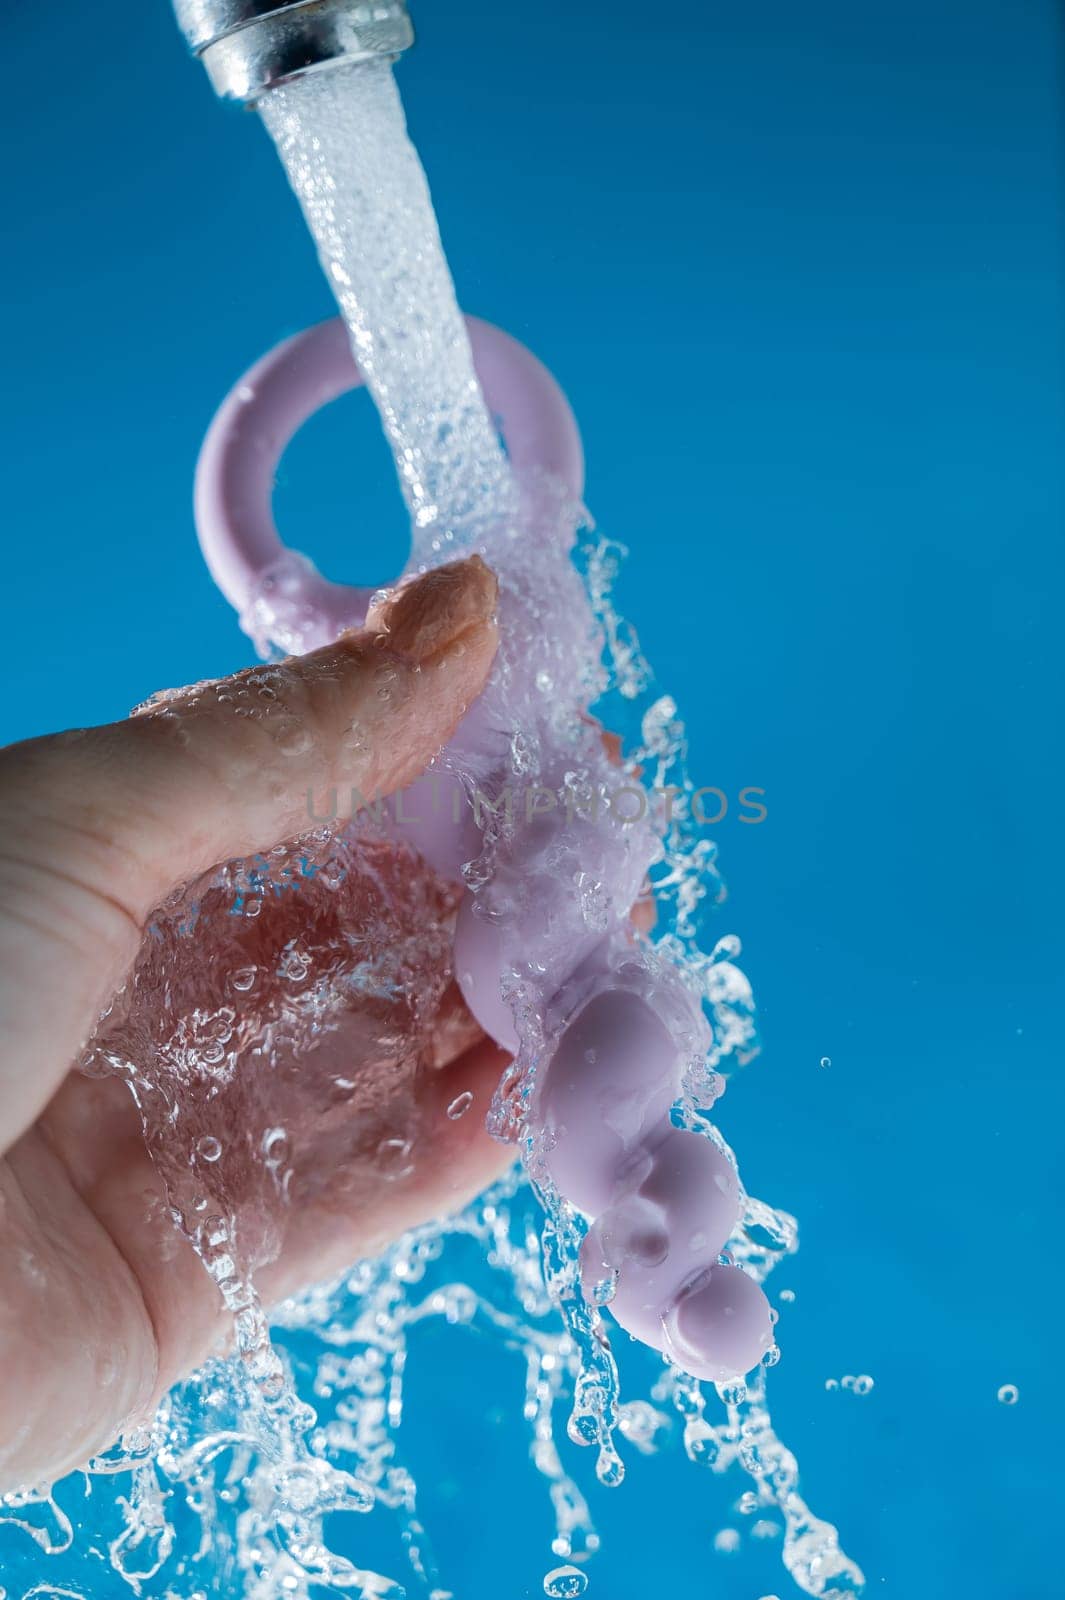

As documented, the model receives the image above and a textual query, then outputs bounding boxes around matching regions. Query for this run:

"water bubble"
[998,1383,1019,1405]
[825,1378,840,1392]
[278,946,309,983]
[446,1091,474,1120]
[819,1056,831,1068]
[376,1137,415,1180]
[779,1288,796,1303]
[853,1374,874,1395]
[230,965,258,992]
[714,1528,741,1553]
[262,1127,290,1164]
[543,1568,588,1598]
[197,1136,222,1163]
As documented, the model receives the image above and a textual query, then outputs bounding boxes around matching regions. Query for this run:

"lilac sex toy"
[194,314,773,1384]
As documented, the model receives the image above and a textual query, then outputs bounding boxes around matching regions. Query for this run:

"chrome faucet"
[172,1,415,102]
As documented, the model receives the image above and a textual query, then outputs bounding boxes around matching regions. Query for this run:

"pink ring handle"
[194,314,585,625]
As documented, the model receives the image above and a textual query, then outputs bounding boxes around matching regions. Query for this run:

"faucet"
[172,1,414,102]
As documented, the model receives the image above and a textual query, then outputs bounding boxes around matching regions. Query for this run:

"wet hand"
[0,556,513,1490]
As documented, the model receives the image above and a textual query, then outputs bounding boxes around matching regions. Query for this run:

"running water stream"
[0,56,864,1600]
[261,59,515,558]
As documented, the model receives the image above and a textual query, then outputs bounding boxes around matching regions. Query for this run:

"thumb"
[0,555,498,1143]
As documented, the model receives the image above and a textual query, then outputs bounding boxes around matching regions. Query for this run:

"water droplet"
[595,1444,624,1486]
[543,1564,588,1596]
[262,1127,289,1164]
[377,1137,415,1180]
[682,1415,719,1468]
[590,1269,619,1307]
[447,1091,474,1121]
[231,965,258,992]
[279,946,309,983]
[998,1383,1019,1405]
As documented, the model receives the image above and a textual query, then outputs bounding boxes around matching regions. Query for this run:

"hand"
[0,556,513,1490]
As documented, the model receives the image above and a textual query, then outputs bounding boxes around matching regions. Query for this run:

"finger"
[255,1035,515,1304]
[0,1032,516,1489]
[428,979,486,1070]
[0,1121,160,1489]
[0,557,498,1146]
[631,894,657,933]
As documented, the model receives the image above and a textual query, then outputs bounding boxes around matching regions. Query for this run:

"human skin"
[0,555,515,1491]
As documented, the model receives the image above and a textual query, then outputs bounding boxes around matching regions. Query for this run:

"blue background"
[2,1,1063,1596]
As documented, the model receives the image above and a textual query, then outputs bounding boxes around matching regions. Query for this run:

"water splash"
[0,53,864,1600]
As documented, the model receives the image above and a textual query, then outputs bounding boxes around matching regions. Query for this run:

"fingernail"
[378,557,499,665]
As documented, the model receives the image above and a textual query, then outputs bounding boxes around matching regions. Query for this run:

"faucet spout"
[173,0,414,102]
